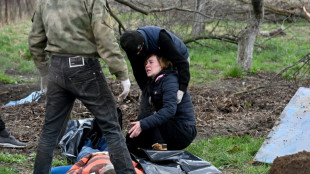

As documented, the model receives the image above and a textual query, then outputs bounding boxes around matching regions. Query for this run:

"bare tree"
[237,0,264,71]
[0,0,37,25]
[25,0,33,15]
[17,0,22,19]
[10,0,17,22]
[191,0,208,36]
[0,0,2,24]
[5,0,8,24]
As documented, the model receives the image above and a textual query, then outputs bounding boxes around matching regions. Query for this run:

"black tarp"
[59,118,222,173]
[59,118,94,163]
[133,149,222,174]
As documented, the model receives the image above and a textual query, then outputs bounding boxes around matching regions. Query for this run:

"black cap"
[120,30,144,54]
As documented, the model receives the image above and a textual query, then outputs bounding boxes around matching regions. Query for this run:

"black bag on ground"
[58,118,94,163]
[58,108,123,163]
[132,149,222,174]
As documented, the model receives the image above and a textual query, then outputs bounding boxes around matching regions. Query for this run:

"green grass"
[0,74,21,84]
[187,21,310,84]
[0,152,27,164]
[0,19,36,83]
[52,156,69,167]
[0,152,69,172]
[186,136,271,173]
[0,167,19,174]
[0,153,28,173]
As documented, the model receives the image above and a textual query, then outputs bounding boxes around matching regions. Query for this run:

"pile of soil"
[0,71,307,173]
[268,151,310,174]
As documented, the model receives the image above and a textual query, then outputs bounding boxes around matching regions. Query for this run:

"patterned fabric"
[67,152,144,174]
[28,0,128,80]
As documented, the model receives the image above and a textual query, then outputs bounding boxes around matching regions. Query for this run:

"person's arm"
[91,0,128,81]
[158,31,190,93]
[28,6,48,77]
[139,75,178,130]
[28,4,49,93]
[90,0,131,100]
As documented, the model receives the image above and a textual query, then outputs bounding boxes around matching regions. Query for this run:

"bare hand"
[128,121,142,138]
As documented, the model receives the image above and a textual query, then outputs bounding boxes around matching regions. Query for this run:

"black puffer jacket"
[139,70,196,131]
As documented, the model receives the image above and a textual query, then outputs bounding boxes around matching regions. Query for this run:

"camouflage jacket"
[28,0,128,81]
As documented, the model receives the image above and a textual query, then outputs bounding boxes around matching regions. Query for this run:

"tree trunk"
[25,0,32,15]
[11,0,17,22]
[5,0,8,24]
[191,0,207,36]
[237,0,264,71]
[0,0,2,24]
[17,0,22,19]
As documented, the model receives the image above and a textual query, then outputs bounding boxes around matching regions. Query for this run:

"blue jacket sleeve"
[140,75,178,130]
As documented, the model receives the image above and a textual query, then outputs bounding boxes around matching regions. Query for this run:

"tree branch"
[238,0,310,22]
[114,0,217,19]
[0,91,9,95]
[114,0,150,15]
[232,83,290,96]
[107,1,126,33]
[303,5,310,20]
[183,35,238,45]
[149,7,217,19]
[272,53,310,79]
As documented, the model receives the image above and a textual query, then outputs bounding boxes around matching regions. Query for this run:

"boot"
[152,143,167,150]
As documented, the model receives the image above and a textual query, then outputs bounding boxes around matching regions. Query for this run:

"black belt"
[52,55,95,68]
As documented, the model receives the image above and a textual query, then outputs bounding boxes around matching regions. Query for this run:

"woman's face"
[145,55,162,78]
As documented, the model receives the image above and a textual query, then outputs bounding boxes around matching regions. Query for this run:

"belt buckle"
[69,56,85,68]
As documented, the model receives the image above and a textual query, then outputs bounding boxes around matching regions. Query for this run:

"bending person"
[127,54,196,151]
[120,26,190,104]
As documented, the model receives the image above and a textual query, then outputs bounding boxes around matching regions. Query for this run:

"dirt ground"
[0,71,307,173]
[268,151,310,174]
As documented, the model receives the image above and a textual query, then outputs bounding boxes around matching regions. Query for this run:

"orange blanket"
[67,152,144,174]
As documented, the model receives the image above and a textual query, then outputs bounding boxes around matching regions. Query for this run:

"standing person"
[127,54,196,151]
[28,0,135,173]
[120,26,190,104]
[0,113,26,148]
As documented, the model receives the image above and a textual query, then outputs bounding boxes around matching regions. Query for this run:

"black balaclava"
[120,30,145,55]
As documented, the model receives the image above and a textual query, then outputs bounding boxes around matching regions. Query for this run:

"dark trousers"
[126,119,196,150]
[33,56,135,174]
[0,115,5,131]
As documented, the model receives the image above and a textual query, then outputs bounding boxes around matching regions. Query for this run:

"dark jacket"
[126,26,190,93]
[137,26,189,58]
[139,70,196,131]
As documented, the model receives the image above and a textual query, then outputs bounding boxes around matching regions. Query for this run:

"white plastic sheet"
[5,91,42,107]
[254,87,310,163]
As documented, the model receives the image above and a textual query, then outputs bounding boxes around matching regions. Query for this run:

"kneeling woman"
[127,54,196,150]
